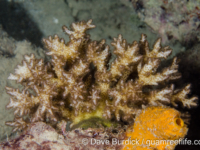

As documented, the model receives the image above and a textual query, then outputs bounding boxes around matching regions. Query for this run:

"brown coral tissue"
[5,19,198,132]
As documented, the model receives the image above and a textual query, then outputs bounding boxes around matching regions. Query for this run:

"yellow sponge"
[123,107,188,150]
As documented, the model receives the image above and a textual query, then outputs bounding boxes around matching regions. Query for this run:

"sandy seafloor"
[0,0,200,149]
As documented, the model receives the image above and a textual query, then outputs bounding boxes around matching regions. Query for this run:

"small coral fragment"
[5,117,28,132]
[123,106,188,150]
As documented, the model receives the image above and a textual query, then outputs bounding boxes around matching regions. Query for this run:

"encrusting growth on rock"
[5,19,198,132]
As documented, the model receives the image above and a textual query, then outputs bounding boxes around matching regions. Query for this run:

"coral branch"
[171,84,198,108]
[5,117,28,132]
[62,19,95,39]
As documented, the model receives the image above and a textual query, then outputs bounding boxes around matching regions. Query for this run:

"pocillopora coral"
[5,20,198,132]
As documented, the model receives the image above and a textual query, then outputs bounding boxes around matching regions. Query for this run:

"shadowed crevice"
[0,0,43,47]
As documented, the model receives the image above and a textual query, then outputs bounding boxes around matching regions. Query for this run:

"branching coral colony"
[5,19,198,132]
